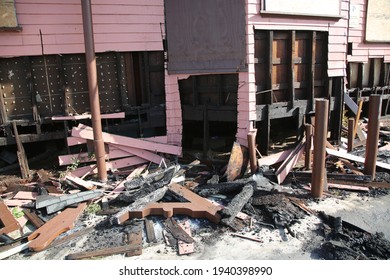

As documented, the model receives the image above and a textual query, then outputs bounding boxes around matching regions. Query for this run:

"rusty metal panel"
[0,57,32,120]
[96,53,122,112]
[63,53,122,115]
[30,55,64,117]
[62,54,90,115]
[165,0,246,74]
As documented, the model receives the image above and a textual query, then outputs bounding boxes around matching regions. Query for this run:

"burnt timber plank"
[164,218,194,243]
[126,222,143,257]
[48,227,94,249]
[144,219,157,243]
[178,220,194,255]
[66,244,141,260]
[220,184,254,228]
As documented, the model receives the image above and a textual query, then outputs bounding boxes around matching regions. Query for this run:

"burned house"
[0,0,390,161]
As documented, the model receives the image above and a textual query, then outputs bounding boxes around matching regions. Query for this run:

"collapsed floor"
[1,115,390,260]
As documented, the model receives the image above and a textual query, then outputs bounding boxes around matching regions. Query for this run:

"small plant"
[86,203,101,215]
[12,207,24,219]
[59,156,81,178]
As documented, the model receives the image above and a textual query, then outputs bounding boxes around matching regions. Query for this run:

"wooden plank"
[257,148,294,166]
[58,146,134,166]
[144,219,157,243]
[164,218,195,243]
[328,183,369,192]
[344,92,358,114]
[105,164,147,199]
[12,121,30,179]
[178,220,194,255]
[23,209,45,229]
[275,140,305,184]
[353,99,364,139]
[118,183,222,224]
[72,124,182,155]
[65,174,96,190]
[326,148,390,171]
[67,136,87,146]
[28,203,87,252]
[70,157,148,178]
[4,199,34,207]
[0,201,21,235]
[48,227,93,249]
[66,243,141,260]
[0,242,30,260]
[51,112,125,121]
[126,223,143,257]
[231,233,263,243]
[110,143,164,164]
[13,191,38,200]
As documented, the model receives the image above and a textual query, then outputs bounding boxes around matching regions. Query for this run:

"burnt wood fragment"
[220,184,254,228]
[66,243,141,260]
[164,218,194,243]
[111,186,168,225]
[144,219,157,243]
[194,173,278,197]
[115,165,176,204]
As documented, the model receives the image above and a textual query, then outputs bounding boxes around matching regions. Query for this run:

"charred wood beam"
[114,166,176,204]
[220,184,254,228]
[111,186,168,225]
[66,243,141,260]
[194,173,278,197]
[164,218,194,243]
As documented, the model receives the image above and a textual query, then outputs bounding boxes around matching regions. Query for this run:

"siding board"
[0,0,164,57]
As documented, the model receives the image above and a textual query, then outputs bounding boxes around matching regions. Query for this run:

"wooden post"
[247,129,258,174]
[305,124,313,170]
[311,99,329,198]
[364,95,382,179]
[347,118,355,152]
[12,121,30,179]
[353,99,363,140]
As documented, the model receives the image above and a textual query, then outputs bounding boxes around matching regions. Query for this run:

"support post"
[311,99,329,198]
[347,118,355,152]
[364,95,382,179]
[12,121,30,179]
[305,124,313,170]
[81,0,107,181]
[247,129,258,174]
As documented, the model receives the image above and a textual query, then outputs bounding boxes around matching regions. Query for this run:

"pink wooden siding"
[232,0,352,145]
[0,0,164,57]
[347,0,390,63]
[165,72,188,146]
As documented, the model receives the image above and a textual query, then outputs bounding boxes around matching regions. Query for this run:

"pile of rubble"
[1,118,390,260]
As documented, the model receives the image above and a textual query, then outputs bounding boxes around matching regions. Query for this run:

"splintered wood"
[59,124,182,178]
[178,220,194,255]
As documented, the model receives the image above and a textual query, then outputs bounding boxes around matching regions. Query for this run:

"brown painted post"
[347,118,355,152]
[311,99,329,198]
[81,0,107,181]
[305,124,313,170]
[364,94,382,179]
[247,129,258,174]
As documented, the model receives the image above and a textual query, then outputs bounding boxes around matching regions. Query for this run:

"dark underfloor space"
[182,120,237,153]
